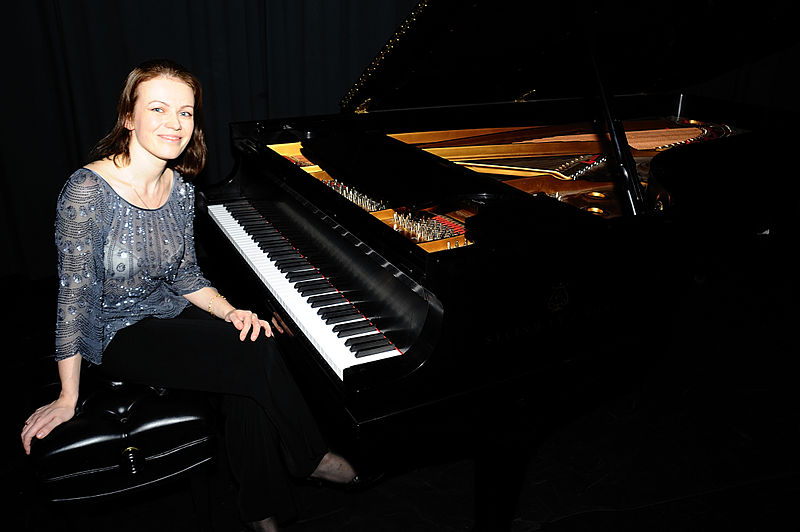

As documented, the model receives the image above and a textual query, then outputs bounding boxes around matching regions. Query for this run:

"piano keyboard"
[207,201,401,379]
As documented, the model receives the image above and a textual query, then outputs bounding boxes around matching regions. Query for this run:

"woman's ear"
[124,113,134,130]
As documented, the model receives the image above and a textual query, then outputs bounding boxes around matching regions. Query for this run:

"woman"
[21,59,358,532]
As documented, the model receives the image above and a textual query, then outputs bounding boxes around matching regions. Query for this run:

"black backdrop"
[1,0,798,281]
[0,0,416,279]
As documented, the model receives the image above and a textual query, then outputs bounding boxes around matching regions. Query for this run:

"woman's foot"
[245,516,279,532]
[308,451,384,491]
[309,451,357,484]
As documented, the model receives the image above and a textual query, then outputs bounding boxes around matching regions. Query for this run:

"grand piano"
[196,0,798,503]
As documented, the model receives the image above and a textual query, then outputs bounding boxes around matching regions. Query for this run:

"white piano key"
[207,203,400,379]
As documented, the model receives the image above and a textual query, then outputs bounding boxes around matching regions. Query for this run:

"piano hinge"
[353,98,372,114]
[515,89,537,103]
[339,0,430,112]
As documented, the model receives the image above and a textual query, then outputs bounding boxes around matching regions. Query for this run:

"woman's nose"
[165,112,182,130]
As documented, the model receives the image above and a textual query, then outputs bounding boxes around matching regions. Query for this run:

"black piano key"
[282,267,317,276]
[354,343,397,358]
[274,257,309,267]
[226,201,254,210]
[278,264,313,274]
[244,223,277,232]
[317,303,353,316]
[268,252,301,262]
[234,211,267,219]
[344,333,387,347]
[253,231,284,239]
[247,224,279,233]
[321,307,359,320]
[287,270,323,282]
[268,249,301,260]
[252,233,285,243]
[307,293,345,307]
[294,279,330,290]
[228,210,263,221]
[255,238,287,248]
[337,325,376,338]
[241,220,270,229]
[259,244,294,254]
[325,311,362,325]
[320,306,358,318]
[350,337,392,353]
[279,261,313,273]
[259,243,293,254]
[298,283,336,297]
[258,240,293,250]
[333,320,375,337]
[256,237,291,246]
[264,244,298,253]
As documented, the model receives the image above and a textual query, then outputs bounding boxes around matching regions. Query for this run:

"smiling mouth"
[159,135,183,142]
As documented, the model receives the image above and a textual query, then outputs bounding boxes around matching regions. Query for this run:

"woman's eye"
[151,107,164,113]
[180,111,193,118]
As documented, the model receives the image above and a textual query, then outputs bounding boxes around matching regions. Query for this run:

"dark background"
[1,0,799,281]
[0,0,417,280]
[2,1,800,531]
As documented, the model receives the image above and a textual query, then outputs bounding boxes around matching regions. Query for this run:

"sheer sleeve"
[169,180,212,296]
[54,172,107,364]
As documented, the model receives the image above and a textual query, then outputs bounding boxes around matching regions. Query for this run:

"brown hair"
[88,59,207,177]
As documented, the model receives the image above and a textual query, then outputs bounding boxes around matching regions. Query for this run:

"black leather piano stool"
[28,369,216,503]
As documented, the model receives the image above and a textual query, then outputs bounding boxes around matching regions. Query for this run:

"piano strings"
[265,117,734,227]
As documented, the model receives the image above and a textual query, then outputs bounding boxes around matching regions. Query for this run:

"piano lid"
[340,0,798,113]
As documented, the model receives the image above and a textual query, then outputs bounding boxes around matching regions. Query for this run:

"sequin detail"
[54,168,211,364]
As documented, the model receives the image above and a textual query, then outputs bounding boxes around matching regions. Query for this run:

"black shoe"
[345,471,384,491]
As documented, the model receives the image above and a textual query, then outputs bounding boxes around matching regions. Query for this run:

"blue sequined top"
[54,168,212,364]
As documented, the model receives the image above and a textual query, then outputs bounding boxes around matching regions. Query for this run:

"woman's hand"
[184,288,278,340]
[21,396,77,455]
[224,308,273,341]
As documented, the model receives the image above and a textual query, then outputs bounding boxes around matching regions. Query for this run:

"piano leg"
[472,397,539,532]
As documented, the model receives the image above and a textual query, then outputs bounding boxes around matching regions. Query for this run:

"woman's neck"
[119,148,171,193]
[89,155,172,210]
[121,164,169,193]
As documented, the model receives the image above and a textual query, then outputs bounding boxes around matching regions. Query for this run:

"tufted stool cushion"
[29,371,216,502]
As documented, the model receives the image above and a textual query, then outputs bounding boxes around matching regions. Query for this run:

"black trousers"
[98,305,327,522]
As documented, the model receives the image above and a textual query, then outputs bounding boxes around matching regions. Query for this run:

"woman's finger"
[229,313,243,331]
[227,310,273,341]
[260,319,273,338]
[250,314,261,340]
[22,430,33,454]
[253,318,272,339]
[240,312,253,341]
[250,312,267,342]
[38,418,60,439]
[21,416,49,454]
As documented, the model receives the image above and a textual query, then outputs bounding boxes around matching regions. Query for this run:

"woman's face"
[126,76,195,164]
